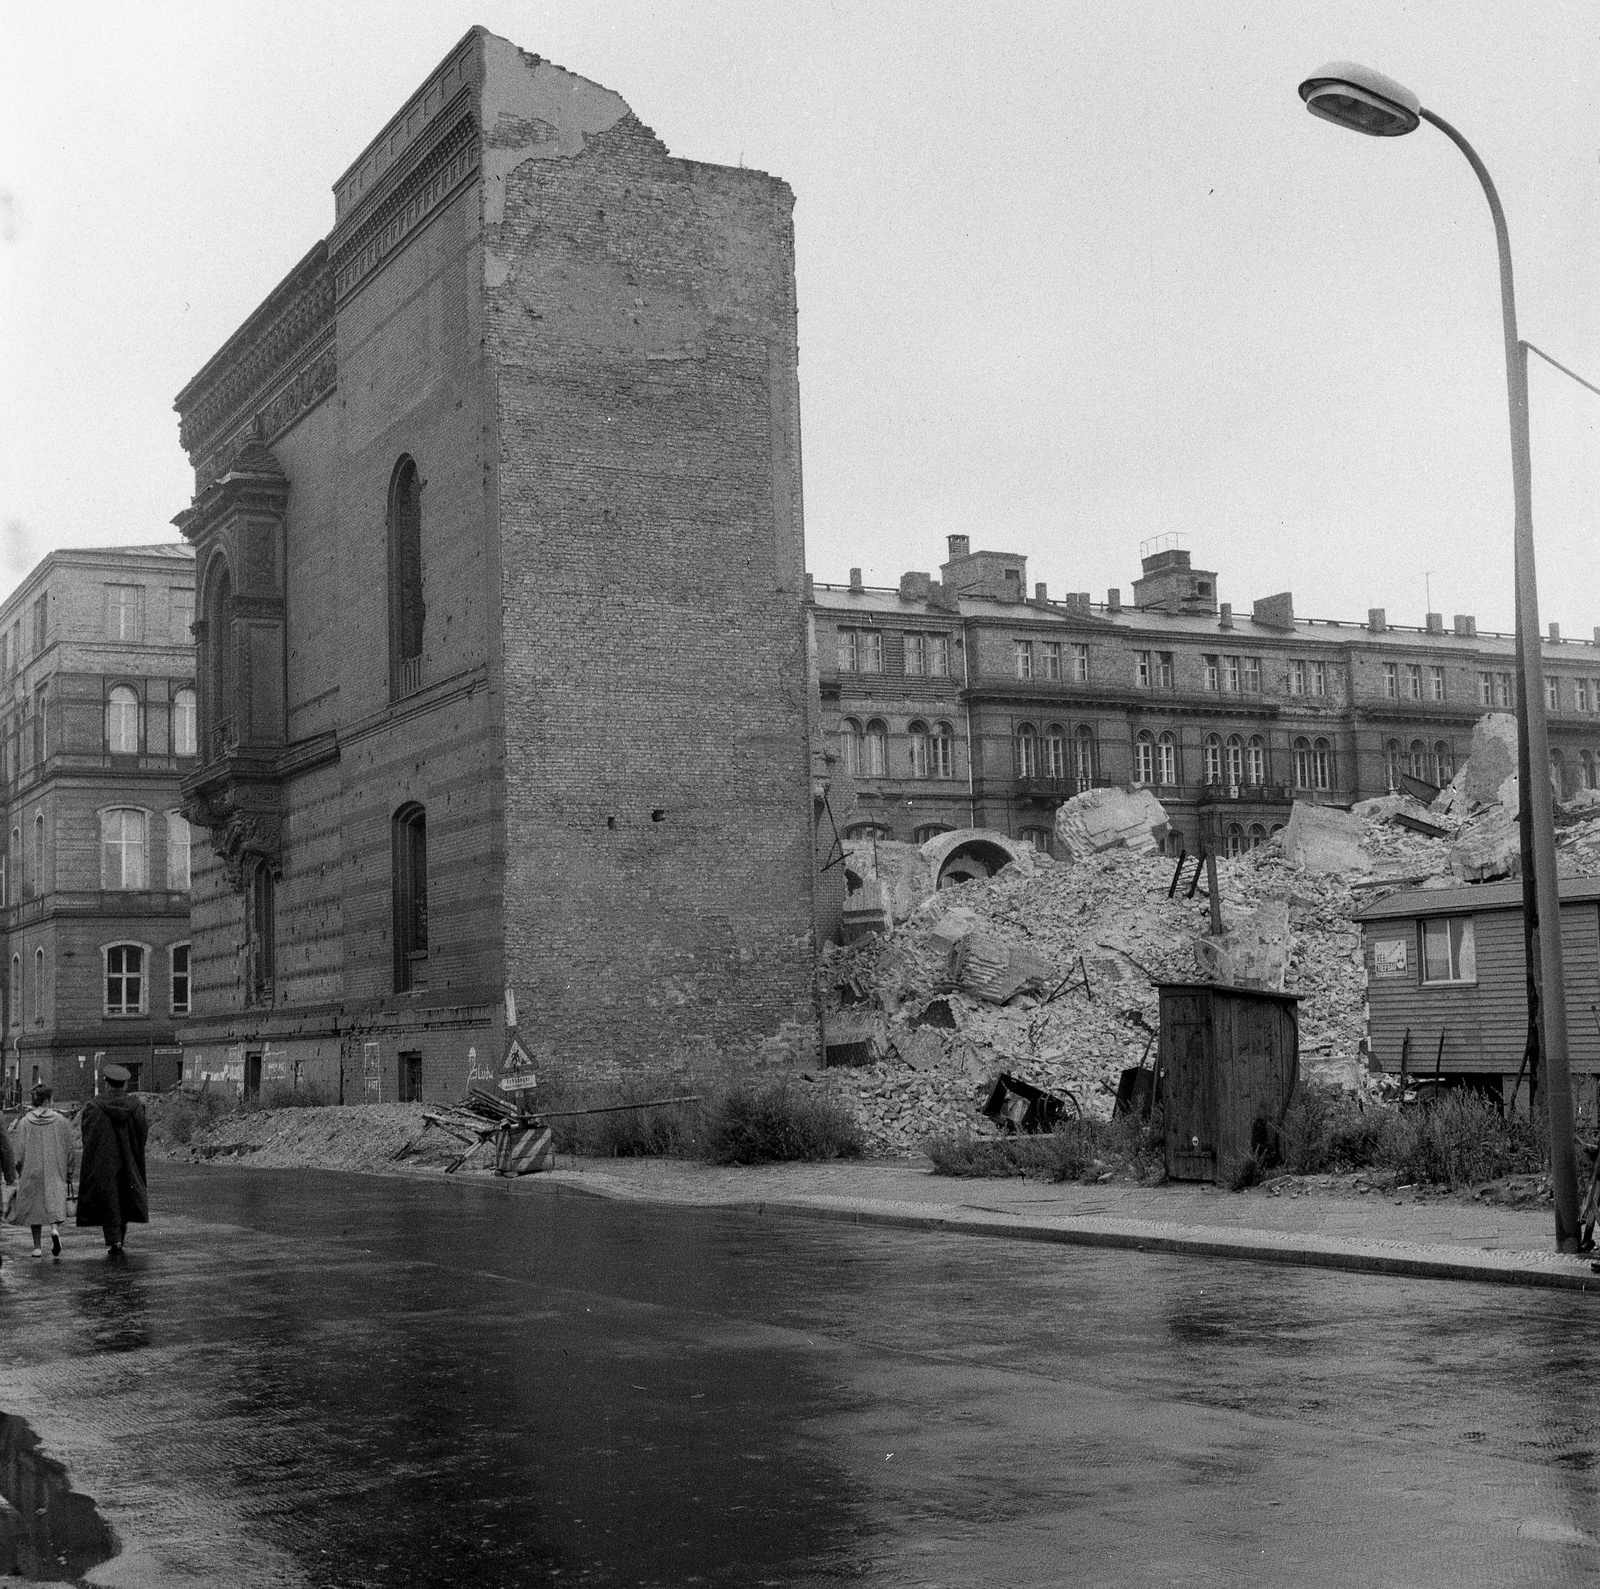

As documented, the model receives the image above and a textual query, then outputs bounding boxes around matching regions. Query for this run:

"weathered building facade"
[0,545,196,1104]
[173,29,817,1100]
[814,536,1600,857]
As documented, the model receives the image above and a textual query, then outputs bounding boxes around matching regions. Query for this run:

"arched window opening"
[863,719,888,778]
[932,722,955,779]
[1248,823,1268,850]
[908,720,931,779]
[1156,732,1177,787]
[1019,827,1053,853]
[1133,731,1155,787]
[173,687,197,758]
[100,808,148,890]
[1385,739,1403,792]
[1293,736,1312,791]
[842,718,864,777]
[107,685,139,755]
[1225,822,1246,858]
[1432,741,1454,786]
[166,811,192,891]
[388,456,426,697]
[170,942,190,1017]
[1202,734,1222,786]
[1583,750,1598,791]
[207,564,234,752]
[105,943,145,1017]
[32,947,43,1023]
[1551,749,1568,797]
[8,954,17,1028]
[246,861,275,1007]
[1245,735,1266,787]
[1311,737,1333,791]
[1015,723,1039,778]
[1045,724,1066,779]
[1072,726,1096,790]
[32,812,44,896]
[393,804,429,994]
[1408,739,1428,779]
[913,823,952,845]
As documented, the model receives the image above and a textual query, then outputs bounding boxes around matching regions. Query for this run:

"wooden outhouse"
[1159,983,1300,1183]
[1356,877,1600,1104]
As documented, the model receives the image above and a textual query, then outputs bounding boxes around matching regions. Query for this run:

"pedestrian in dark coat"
[9,1083,75,1258]
[76,1064,148,1256]
[0,1117,14,1269]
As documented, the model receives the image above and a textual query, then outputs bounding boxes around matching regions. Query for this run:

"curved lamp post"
[1298,62,1581,1252]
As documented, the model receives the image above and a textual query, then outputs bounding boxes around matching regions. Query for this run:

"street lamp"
[1298,62,1582,1252]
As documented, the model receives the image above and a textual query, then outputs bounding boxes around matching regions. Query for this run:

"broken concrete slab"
[947,931,1054,1003]
[1449,808,1520,882]
[1281,801,1371,876]
[1055,786,1169,860]
[1463,713,1519,808]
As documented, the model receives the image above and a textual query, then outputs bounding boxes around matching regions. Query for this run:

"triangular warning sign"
[502,1029,535,1073]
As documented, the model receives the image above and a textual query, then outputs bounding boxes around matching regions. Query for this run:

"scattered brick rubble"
[819,733,1600,1156]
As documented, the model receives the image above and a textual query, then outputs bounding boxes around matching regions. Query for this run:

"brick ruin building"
[172,28,821,1100]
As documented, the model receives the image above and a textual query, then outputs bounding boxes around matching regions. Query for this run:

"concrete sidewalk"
[539,1157,1600,1293]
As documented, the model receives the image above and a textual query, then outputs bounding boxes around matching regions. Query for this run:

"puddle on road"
[0,1413,117,1583]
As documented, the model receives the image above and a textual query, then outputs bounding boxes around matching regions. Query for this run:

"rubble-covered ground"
[816,774,1600,1157]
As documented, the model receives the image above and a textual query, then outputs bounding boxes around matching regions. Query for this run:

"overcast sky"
[2,1,1597,636]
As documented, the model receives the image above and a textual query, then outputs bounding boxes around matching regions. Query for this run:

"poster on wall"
[363,1040,381,1102]
[1370,939,1409,978]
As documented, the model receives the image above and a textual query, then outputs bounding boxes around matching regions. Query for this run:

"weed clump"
[926,1112,1165,1184]
[703,1077,864,1165]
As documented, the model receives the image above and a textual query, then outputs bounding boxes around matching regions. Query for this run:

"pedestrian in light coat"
[9,1083,75,1259]
[76,1064,147,1257]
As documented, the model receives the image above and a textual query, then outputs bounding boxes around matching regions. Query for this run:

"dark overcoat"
[75,1093,149,1228]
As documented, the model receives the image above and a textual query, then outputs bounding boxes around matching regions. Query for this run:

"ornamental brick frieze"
[175,245,335,473]
[330,105,479,301]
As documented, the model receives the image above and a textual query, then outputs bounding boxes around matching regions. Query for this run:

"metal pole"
[1419,107,1579,1250]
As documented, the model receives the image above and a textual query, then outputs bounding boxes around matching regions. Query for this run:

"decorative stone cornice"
[330,104,479,303]
[174,245,335,485]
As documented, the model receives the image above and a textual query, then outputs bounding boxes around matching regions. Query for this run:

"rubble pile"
[821,764,1600,1156]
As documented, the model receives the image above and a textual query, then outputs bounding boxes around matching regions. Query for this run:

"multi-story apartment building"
[814,536,1600,858]
[171,30,817,1102]
[0,544,197,1105]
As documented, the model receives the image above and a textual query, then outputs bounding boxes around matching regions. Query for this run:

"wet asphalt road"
[2,1165,1600,1587]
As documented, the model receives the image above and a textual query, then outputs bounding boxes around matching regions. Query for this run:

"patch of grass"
[255,1081,337,1112]
[149,1086,234,1147]
[702,1077,864,1165]
[1281,1082,1546,1188]
[926,1112,1165,1184]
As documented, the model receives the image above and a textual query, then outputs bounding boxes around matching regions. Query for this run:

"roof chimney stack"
[947,534,970,560]
[1034,582,1047,602]
[1425,612,1444,635]
[848,567,863,594]
[1368,607,1386,633]
[1452,614,1476,637]
[1219,602,1233,630]
[1107,588,1121,613]
[1549,621,1562,642]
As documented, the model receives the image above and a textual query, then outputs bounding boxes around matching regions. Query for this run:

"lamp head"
[1299,62,1421,137]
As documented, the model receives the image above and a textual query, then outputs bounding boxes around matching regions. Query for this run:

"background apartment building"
[0,544,197,1104]
[814,536,1600,858]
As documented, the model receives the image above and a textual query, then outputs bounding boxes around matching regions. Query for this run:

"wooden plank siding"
[1362,893,1600,1077]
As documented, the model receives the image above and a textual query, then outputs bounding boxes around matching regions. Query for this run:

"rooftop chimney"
[1368,607,1386,633]
[849,567,863,594]
[1107,588,1121,613]
[1452,614,1476,637]
[1549,621,1562,642]
[898,571,931,603]
[1219,602,1233,630]
[1034,582,1048,602]
[946,534,970,560]
[1253,592,1294,630]
[1425,612,1444,635]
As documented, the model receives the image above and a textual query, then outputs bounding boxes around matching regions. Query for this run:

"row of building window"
[0,587,195,678]
[0,808,191,902]
[838,628,952,676]
[3,686,196,771]
[841,719,958,779]
[7,941,189,1023]
[1128,731,1335,791]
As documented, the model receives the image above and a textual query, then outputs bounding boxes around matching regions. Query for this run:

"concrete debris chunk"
[1054,786,1170,860]
[1281,801,1371,876]
[1463,713,1519,809]
[948,931,1054,1003]
[1449,809,1520,882]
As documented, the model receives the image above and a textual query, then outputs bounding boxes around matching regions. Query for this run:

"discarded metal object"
[1391,811,1451,840]
[981,1072,1074,1134]
[909,996,958,1030]
[1398,770,1441,804]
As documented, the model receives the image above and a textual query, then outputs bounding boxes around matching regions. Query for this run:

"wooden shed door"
[1163,993,1216,1181]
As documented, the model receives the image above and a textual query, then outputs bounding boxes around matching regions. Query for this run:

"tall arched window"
[1248,823,1268,850]
[842,718,864,777]
[1156,732,1178,787]
[166,811,192,891]
[1385,739,1403,792]
[1550,749,1568,797]
[1015,723,1039,778]
[1584,750,1598,791]
[207,563,234,748]
[32,947,43,1023]
[393,804,429,993]
[172,687,198,757]
[1225,822,1246,858]
[1045,724,1066,779]
[931,721,955,779]
[1133,731,1155,786]
[908,720,931,779]
[246,861,275,1006]
[104,943,145,1017]
[1072,725,1096,789]
[106,685,139,754]
[32,812,44,896]
[863,719,888,778]
[1202,734,1222,786]
[9,955,18,1028]
[1312,737,1333,790]
[388,456,426,697]
[100,808,148,889]
[1432,741,1454,786]
[1293,736,1313,790]
[1408,739,1428,779]
[1246,735,1266,787]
